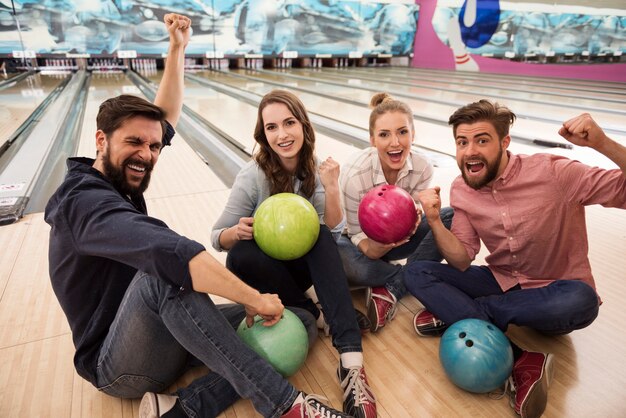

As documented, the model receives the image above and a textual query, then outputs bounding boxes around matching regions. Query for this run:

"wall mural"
[432,0,626,70]
[0,0,419,56]
[412,0,626,82]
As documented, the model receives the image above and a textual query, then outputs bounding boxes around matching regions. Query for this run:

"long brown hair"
[253,90,317,197]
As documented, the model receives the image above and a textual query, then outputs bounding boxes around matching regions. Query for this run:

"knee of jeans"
[560,280,598,307]
[98,374,169,399]
[225,245,241,271]
[548,280,599,330]
[226,240,261,270]
[403,261,439,289]
[568,281,600,323]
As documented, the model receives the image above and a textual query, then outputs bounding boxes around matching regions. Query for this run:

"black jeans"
[227,226,363,354]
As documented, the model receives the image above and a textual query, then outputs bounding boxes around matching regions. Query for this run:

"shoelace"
[506,376,518,410]
[340,367,376,408]
[488,377,513,401]
[487,376,518,411]
[300,394,342,418]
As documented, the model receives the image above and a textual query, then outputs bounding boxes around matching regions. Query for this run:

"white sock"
[340,352,363,369]
[305,286,319,304]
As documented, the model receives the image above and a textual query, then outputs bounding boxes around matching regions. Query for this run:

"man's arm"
[154,13,191,128]
[68,187,283,327]
[189,252,284,327]
[559,113,626,176]
[418,187,472,271]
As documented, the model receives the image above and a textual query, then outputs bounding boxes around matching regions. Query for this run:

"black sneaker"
[337,364,377,418]
[282,393,355,418]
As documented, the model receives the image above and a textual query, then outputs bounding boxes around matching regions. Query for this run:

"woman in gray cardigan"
[211,90,377,418]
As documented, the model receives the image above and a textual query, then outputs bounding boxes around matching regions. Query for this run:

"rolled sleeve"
[450,207,480,261]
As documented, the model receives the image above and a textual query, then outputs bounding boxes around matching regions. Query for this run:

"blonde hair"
[368,92,415,138]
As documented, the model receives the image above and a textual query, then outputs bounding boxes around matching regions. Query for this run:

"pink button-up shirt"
[451,152,626,293]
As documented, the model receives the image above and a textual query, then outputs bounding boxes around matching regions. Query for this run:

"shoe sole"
[366,299,381,333]
[355,310,371,334]
[520,353,555,418]
[139,393,159,418]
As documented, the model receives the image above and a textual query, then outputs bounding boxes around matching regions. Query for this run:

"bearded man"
[403,99,626,418]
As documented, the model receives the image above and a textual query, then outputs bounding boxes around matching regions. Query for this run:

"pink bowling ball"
[358,184,418,244]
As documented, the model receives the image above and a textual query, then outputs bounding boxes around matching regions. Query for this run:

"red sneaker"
[413,308,446,337]
[509,351,555,418]
[338,365,377,418]
[281,393,354,418]
[365,287,397,332]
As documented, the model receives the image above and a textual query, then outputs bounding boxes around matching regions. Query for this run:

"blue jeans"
[95,271,317,418]
[404,261,600,334]
[227,226,362,354]
[338,207,454,301]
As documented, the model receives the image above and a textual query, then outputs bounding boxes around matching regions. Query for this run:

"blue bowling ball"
[439,318,513,393]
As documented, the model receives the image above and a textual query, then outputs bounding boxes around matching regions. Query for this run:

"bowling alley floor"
[1,66,625,417]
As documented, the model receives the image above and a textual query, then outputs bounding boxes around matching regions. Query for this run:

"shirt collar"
[497,151,518,184]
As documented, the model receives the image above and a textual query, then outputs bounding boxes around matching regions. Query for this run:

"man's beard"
[460,146,503,190]
[101,148,153,199]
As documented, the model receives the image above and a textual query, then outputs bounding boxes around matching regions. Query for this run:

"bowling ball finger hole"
[377,192,383,196]
[465,340,474,347]
[458,332,466,338]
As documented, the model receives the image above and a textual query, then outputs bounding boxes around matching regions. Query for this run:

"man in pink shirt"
[403,100,626,418]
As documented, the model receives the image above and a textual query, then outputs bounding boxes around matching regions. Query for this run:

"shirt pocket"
[518,201,558,243]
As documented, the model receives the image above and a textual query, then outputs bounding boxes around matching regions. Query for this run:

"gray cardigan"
[211,159,346,251]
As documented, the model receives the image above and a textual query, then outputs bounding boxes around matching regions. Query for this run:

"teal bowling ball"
[439,318,513,393]
[236,309,309,377]
[253,193,320,260]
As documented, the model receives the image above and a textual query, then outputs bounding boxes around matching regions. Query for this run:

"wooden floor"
[1,68,625,417]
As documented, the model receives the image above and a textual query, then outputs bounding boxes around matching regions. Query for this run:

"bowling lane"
[219,69,561,147]
[189,70,552,179]
[0,72,68,148]
[0,71,21,83]
[191,70,471,159]
[257,68,625,138]
[381,66,626,94]
[202,69,622,170]
[305,67,626,110]
[76,72,142,157]
[144,70,363,166]
[76,71,229,201]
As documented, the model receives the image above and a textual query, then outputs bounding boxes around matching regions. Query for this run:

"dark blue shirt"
[45,134,205,385]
